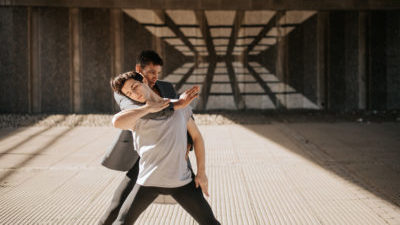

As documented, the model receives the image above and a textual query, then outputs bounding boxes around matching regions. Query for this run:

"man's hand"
[174,86,200,110]
[145,99,170,113]
[195,172,209,197]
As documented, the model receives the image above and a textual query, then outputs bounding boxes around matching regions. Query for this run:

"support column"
[317,12,328,110]
[110,9,123,111]
[275,10,286,109]
[28,7,41,113]
[69,8,82,113]
[358,12,367,110]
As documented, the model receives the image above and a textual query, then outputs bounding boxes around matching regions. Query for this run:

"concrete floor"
[0,122,399,224]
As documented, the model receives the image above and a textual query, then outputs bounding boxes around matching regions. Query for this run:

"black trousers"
[99,160,219,225]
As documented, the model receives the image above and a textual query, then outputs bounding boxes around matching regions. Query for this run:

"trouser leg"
[171,181,220,225]
[112,184,159,225]
[98,160,140,225]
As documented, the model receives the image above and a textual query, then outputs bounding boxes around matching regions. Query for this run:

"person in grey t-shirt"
[110,71,220,225]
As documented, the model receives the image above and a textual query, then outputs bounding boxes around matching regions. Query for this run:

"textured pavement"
[0,122,400,224]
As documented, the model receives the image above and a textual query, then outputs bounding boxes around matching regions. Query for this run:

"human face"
[121,79,149,103]
[137,63,162,88]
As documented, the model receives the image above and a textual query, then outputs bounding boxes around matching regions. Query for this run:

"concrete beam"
[195,10,216,57]
[243,12,284,56]
[154,10,198,56]
[175,64,195,92]
[199,61,216,110]
[226,10,244,56]
[225,60,244,110]
[246,63,282,109]
[1,0,400,10]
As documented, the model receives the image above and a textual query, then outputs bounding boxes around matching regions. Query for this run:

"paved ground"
[0,121,400,224]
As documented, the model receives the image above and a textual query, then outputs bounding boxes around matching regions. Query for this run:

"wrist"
[173,100,183,110]
[142,103,154,114]
[197,168,206,176]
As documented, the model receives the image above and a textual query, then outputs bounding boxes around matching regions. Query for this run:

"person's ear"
[135,64,142,73]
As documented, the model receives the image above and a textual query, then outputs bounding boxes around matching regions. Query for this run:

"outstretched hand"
[174,86,200,110]
[145,98,170,113]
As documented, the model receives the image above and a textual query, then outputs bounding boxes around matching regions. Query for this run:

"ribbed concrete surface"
[0,123,399,224]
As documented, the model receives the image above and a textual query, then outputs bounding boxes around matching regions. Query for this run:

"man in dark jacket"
[98,50,197,225]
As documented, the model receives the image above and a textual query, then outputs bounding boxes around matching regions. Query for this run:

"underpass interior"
[0,3,400,225]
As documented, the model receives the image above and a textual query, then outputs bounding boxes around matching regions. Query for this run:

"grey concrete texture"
[0,7,29,113]
[386,12,400,109]
[1,0,400,10]
[38,7,71,113]
[0,121,399,224]
[122,13,187,78]
[0,7,400,113]
[80,8,113,113]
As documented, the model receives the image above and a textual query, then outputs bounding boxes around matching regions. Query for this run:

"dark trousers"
[112,180,220,225]
[98,160,140,225]
[99,160,219,225]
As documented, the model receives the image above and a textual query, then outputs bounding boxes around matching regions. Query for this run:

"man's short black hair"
[136,50,163,68]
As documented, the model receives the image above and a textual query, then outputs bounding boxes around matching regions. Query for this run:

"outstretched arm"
[187,117,209,197]
[112,99,170,130]
[112,84,170,130]
[173,86,200,110]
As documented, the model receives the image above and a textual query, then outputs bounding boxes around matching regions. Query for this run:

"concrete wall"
[0,7,29,113]
[80,8,112,113]
[38,7,70,112]
[0,7,399,112]
[369,11,387,110]
[386,11,400,109]
[285,14,318,108]
[122,13,186,79]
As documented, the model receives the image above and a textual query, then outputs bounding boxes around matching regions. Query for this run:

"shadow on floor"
[238,122,400,208]
[0,117,84,183]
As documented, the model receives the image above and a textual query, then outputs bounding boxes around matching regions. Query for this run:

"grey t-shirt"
[132,106,193,188]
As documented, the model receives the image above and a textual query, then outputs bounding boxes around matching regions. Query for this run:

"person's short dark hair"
[136,50,163,68]
[110,71,143,95]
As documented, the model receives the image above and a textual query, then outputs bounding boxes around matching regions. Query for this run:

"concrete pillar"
[358,12,367,110]
[80,8,112,113]
[275,11,286,109]
[385,11,400,109]
[367,11,387,110]
[111,9,123,76]
[28,7,41,113]
[69,8,82,113]
[110,9,123,111]
[317,12,328,109]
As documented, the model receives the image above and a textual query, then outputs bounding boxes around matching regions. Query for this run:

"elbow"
[112,114,134,130]
[112,115,121,129]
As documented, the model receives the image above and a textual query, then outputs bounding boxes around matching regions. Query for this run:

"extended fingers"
[189,87,200,97]
[186,86,199,95]
[201,182,209,197]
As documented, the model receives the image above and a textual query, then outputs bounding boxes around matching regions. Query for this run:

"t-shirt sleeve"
[183,106,193,122]
[114,92,140,110]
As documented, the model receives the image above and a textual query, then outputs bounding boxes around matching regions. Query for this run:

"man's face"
[137,63,162,88]
[121,79,149,103]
